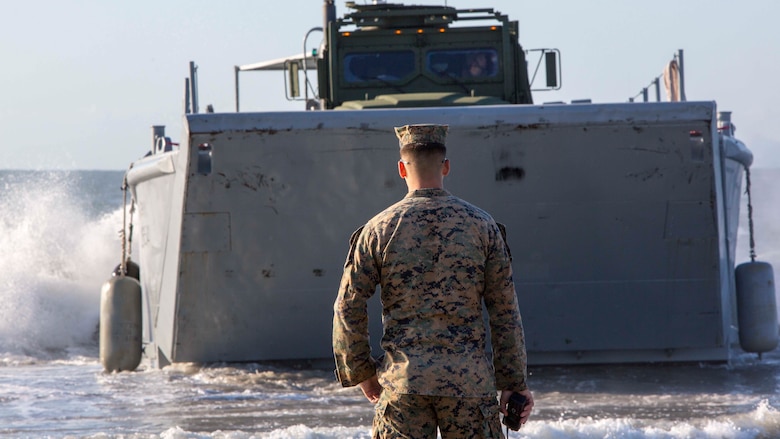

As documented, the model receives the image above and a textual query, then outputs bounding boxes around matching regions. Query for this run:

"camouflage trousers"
[372,391,504,439]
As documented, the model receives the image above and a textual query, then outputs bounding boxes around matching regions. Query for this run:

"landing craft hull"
[127,101,749,367]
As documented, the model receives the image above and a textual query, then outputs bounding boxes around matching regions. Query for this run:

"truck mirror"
[545,51,558,88]
[287,61,301,98]
[528,48,561,91]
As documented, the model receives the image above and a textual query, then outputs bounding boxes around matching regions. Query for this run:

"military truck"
[235,1,559,111]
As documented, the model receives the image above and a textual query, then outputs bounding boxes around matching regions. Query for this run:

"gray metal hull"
[127,101,748,366]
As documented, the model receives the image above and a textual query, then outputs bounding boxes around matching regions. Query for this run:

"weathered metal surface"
[130,101,747,366]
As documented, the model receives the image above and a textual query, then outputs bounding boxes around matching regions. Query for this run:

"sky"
[1,0,778,170]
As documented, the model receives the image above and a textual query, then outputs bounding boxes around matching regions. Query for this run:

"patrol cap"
[394,124,449,148]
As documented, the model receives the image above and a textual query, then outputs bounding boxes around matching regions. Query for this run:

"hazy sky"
[2,0,778,170]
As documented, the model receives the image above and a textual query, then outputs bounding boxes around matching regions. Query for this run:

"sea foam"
[0,171,125,358]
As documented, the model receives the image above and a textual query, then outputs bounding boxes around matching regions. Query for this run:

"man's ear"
[398,160,407,178]
[442,158,450,177]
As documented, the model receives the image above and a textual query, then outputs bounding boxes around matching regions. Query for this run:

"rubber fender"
[99,276,142,372]
[736,261,779,353]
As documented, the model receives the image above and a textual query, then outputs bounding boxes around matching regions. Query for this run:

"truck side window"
[344,51,415,83]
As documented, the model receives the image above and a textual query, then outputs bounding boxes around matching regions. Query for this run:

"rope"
[120,176,129,275]
[663,59,680,101]
[128,198,136,261]
[744,165,756,262]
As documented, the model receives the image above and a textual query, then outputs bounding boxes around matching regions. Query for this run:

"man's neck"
[406,179,444,191]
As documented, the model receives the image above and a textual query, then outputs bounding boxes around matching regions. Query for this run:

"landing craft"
[102,1,778,370]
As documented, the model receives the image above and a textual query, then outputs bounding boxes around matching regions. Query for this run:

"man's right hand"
[499,389,534,425]
[358,375,383,404]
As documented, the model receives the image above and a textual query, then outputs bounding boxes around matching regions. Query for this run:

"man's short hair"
[401,142,447,156]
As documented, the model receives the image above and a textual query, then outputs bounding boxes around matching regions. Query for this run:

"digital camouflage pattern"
[372,392,503,439]
[394,124,449,147]
[332,188,528,398]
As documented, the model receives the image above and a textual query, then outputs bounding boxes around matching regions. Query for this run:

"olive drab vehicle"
[235,2,558,111]
[108,1,776,370]
[316,3,537,108]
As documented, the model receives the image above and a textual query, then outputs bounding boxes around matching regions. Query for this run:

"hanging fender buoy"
[99,275,143,372]
[735,261,779,355]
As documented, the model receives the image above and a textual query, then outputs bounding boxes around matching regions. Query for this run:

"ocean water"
[1,169,779,439]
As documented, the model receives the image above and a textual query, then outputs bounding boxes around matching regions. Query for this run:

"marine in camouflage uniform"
[333,124,532,438]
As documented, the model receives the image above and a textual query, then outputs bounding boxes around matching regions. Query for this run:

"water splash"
[0,171,125,358]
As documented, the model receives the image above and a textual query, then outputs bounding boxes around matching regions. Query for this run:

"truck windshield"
[344,51,415,83]
[426,48,498,79]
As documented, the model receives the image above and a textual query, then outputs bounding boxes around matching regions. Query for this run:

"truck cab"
[233,2,559,112]
[318,3,535,109]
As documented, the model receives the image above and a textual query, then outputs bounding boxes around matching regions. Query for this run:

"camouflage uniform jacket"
[333,188,527,397]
